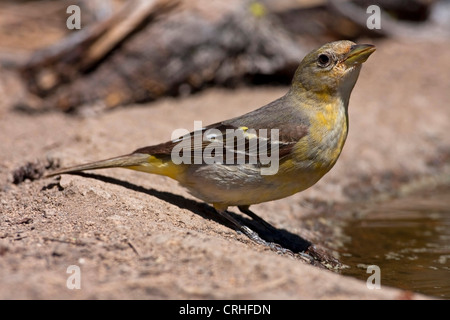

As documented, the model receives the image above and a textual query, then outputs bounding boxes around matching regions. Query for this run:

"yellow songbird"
[46,40,375,247]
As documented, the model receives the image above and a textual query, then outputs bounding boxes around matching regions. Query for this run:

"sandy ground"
[1,38,449,299]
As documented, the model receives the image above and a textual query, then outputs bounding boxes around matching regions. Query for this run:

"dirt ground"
[1,38,449,299]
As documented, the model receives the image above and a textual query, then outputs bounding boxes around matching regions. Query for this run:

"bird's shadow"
[49,172,313,254]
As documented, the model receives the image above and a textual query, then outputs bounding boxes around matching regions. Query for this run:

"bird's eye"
[317,53,331,67]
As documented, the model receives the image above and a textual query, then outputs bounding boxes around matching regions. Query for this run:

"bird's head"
[291,40,376,104]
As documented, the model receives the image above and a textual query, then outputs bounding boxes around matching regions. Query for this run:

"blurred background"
[0,0,449,112]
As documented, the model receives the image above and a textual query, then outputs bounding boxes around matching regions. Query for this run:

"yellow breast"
[289,100,348,179]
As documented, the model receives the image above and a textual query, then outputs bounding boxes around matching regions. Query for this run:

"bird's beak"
[343,44,376,67]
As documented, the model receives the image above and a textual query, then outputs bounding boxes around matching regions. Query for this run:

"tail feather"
[44,153,150,178]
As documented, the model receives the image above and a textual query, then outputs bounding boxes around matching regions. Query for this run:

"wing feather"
[133,96,309,164]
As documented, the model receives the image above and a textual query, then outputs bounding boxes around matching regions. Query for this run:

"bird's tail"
[44,153,162,178]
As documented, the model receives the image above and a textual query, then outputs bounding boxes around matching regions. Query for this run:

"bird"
[45,40,375,250]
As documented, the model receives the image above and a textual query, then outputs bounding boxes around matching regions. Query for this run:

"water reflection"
[339,185,450,298]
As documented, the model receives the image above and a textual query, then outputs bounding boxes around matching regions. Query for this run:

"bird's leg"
[238,205,275,231]
[215,209,290,253]
[237,205,315,262]
[215,209,267,245]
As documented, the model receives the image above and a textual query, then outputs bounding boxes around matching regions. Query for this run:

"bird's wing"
[133,96,309,165]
